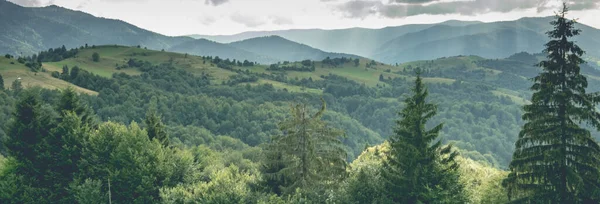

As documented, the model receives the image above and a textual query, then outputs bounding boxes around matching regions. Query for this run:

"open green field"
[0,57,97,95]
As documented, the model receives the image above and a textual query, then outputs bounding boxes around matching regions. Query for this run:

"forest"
[1,4,600,203]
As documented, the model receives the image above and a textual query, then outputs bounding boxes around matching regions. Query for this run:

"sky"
[7,0,600,36]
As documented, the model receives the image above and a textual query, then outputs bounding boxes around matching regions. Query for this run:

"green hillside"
[6,45,600,168]
[0,55,96,95]
[0,1,192,56]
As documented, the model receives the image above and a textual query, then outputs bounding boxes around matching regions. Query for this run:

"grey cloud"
[337,0,382,18]
[391,0,437,4]
[205,0,229,6]
[337,0,600,18]
[270,16,294,25]
[8,0,43,7]
[568,0,600,10]
[199,15,217,26]
[230,13,266,27]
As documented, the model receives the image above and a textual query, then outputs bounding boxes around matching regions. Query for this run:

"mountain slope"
[373,17,600,63]
[374,16,600,63]
[0,0,193,56]
[228,36,361,62]
[190,24,443,57]
[377,28,547,63]
[168,39,279,64]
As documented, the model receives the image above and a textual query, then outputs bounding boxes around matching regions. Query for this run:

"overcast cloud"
[337,0,600,18]
[6,0,600,36]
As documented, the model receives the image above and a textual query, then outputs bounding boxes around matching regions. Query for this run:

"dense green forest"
[1,4,600,203]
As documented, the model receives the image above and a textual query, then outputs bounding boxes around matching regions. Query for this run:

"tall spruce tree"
[381,69,466,203]
[56,87,95,126]
[0,74,4,90]
[43,87,94,202]
[504,4,600,203]
[4,90,57,202]
[144,108,169,147]
[263,99,347,196]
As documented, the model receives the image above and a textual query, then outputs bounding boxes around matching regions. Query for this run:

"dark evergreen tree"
[61,65,69,80]
[144,108,169,147]
[381,69,466,203]
[504,4,600,203]
[56,87,95,126]
[10,79,23,95]
[92,52,100,62]
[263,99,347,196]
[45,111,89,203]
[0,74,4,90]
[4,90,56,202]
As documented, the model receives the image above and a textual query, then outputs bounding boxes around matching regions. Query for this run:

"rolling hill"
[0,0,192,56]
[168,39,279,64]
[228,36,362,63]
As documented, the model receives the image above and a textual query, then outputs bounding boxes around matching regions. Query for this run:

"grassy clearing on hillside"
[44,45,240,82]
[492,90,529,105]
[248,79,323,94]
[0,57,97,95]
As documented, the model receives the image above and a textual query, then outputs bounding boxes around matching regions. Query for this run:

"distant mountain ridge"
[0,0,361,64]
[0,0,192,55]
[3,0,600,65]
[228,36,361,63]
[190,17,600,63]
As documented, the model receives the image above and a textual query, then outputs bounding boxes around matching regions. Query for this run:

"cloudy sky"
[8,0,600,36]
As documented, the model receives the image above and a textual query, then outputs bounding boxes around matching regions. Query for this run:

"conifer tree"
[504,4,600,203]
[56,87,95,126]
[381,69,466,203]
[11,79,23,95]
[0,74,4,90]
[145,108,169,147]
[43,87,94,202]
[264,99,347,196]
[4,90,56,202]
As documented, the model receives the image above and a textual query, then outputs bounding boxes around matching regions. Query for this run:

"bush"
[92,52,100,62]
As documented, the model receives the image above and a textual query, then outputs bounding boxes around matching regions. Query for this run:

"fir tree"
[4,90,56,202]
[144,108,169,147]
[56,87,95,126]
[264,99,347,196]
[504,4,600,203]
[381,69,466,203]
[0,74,4,90]
[11,79,23,95]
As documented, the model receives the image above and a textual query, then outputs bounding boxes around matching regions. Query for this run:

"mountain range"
[194,17,600,64]
[2,0,600,65]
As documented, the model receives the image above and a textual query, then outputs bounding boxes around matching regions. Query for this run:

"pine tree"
[5,90,56,202]
[504,4,600,203]
[264,99,347,196]
[43,87,94,202]
[144,108,169,147]
[56,87,95,125]
[11,79,23,95]
[61,65,69,80]
[381,69,466,203]
[0,74,4,90]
